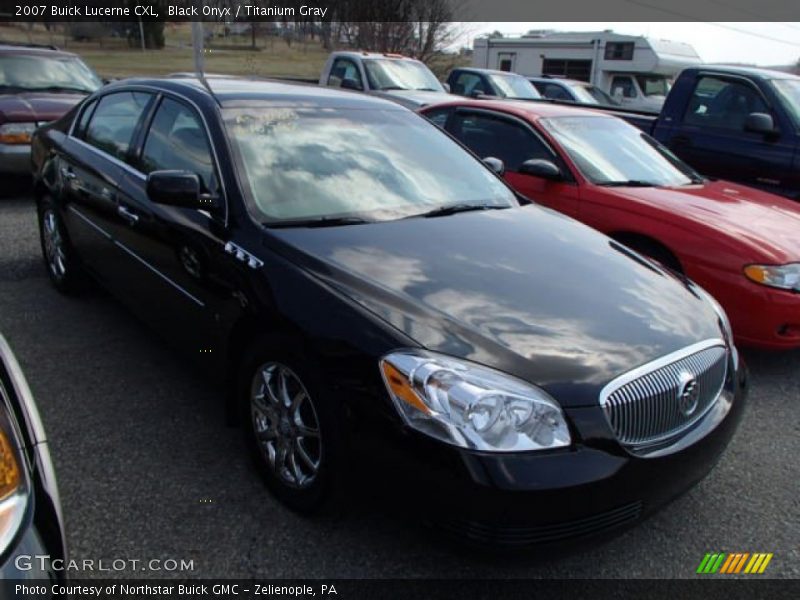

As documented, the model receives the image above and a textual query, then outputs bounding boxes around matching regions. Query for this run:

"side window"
[327,58,362,88]
[451,113,553,171]
[84,92,151,160]
[452,72,484,97]
[683,76,769,131]
[423,108,452,129]
[140,98,218,194]
[611,76,636,98]
[543,84,571,101]
[74,99,97,138]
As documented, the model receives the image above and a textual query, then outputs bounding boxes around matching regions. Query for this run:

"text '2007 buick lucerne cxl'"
[30,77,746,547]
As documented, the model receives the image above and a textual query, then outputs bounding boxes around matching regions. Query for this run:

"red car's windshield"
[540,116,696,187]
[0,54,101,94]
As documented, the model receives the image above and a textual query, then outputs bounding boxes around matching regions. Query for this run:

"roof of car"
[104,76,408,110]
[687,64,800,80]
[0,42,77,58]
[422,97,614,120]
[529,77,589,87]
[330,51,420,62]
[453,67,524,77]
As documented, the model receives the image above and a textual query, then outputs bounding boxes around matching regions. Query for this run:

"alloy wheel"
[42,209,66,280]
[250,362,322,489]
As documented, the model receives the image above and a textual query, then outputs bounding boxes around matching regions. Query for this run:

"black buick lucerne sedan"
[0,334,66,584]
[30,76,746,546]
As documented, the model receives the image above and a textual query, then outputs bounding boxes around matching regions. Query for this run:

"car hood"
[269,206,723,407]
[610,180,800,263]
[0,92,87,123]
[371,89,453,109]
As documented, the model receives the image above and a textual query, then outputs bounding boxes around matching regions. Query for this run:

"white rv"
[472,30,702,112]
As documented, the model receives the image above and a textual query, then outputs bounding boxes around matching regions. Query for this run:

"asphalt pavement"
[0,192,797,579]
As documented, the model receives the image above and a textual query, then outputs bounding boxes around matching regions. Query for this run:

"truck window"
[683,76,769,131]
[452,72,485,97]
[327,58,362,89]
[611,76,636,98]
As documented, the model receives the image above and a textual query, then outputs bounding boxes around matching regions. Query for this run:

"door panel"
[504,172,581,218]
[668,75,794,194]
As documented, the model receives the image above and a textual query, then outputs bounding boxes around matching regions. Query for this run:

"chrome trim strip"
[112,240,205,307]
[67,206,205,308]
[67,205,112,239]
[599,338,726,408]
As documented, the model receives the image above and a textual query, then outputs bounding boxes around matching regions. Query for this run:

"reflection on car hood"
[0,92,87,123]
[270,206,722,407]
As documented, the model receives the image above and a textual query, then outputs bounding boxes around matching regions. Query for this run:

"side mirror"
[146,170,218,210]
[470,89,484,99]
[744,112,776,135]
[341,78,363,91]
[482,156,505,176]
[612,87,624,100]
[518,159,563,180]
[442,82,451,93]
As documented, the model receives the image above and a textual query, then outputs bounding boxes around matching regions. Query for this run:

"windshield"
[635,75,669,97]
[363,59,444,92]
[224,108,516,223]
[772,79,800,128]
[540,116,694,186]
[488,73,541,99]
[575,85,618,106]
[0,54,101,93]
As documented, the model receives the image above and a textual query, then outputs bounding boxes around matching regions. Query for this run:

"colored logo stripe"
[697,552,773,574]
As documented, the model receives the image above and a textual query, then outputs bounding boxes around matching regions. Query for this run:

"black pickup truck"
[611,66,800,200]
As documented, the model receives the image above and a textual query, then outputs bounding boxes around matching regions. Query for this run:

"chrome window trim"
[67,85,229,226]
[599,338,727,409]
[67,206,205,308]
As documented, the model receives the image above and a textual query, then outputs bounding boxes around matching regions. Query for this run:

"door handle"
[60,167,76,180]
[117,205,140,225]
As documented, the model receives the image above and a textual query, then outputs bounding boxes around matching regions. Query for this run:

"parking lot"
[0,191,798,579]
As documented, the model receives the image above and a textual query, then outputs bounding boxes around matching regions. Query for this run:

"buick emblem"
[677,372,700,417]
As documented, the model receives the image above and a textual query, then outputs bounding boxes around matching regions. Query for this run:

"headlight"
[0,398,29,555]
[380,351,571,452]
[0,122,36,145]
[744,263,800,292]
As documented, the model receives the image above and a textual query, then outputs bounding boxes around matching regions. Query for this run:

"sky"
[465,23,800,66]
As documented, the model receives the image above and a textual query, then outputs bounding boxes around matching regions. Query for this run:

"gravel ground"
[0,193,797,580]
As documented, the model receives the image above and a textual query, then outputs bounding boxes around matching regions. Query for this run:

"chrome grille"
[601,342,728,449]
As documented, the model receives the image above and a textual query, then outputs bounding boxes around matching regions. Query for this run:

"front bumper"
[0,143,32,175]
[362,355,747,547]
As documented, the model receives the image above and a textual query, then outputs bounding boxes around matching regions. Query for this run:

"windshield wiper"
[377,86,406,91]
[596,180,658,187]
[407,203,510,219]
[415,87,441,92]
[265,216,370,229]
[30,85,94,94]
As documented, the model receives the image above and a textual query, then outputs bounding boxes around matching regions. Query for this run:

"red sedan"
[421,99,800,350]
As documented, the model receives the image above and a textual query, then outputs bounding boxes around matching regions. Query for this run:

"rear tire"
[37,195,85,294]
[238,337,345,514]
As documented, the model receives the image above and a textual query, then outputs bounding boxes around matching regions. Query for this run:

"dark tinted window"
[84,92,151,160]
[683,76,770,131]
[541,59,591,81]
[74,99,96,138]
[542,83,572,101]
[327,58,362,88]
[611,76,636,98]
[423,107,452,129]
[452,72,485,96]
[141,98,217,193]
[451,113,553,171]
[604,42,634,60]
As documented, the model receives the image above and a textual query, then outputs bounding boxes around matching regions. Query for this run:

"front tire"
[37,196,84,293]
[239,340,344,514]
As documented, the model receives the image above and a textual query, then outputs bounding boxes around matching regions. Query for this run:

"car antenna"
[191,22,218,105]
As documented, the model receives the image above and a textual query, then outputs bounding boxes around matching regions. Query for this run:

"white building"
[472,30,702,111]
